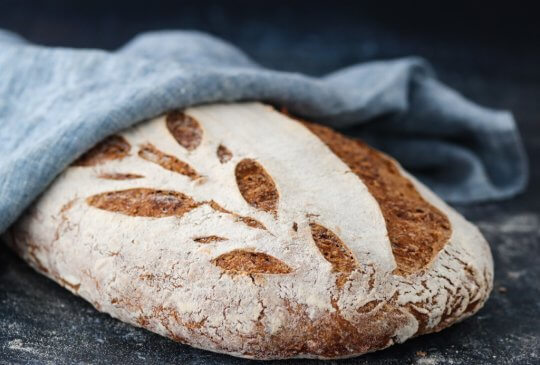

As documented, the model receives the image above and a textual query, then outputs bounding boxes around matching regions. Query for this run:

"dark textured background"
[1,1,539,364]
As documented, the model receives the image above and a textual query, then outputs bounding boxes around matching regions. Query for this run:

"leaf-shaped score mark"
[166,111,203,151]
[87,188,201,218]
[235,159,279,216]
[86,189,266,231]
[73,135,131,167]
[138,143,201,180]
[310,223,357,288]
[206,201,266,230]
[98,173,144,180]
[217,144,233,164]
[212,249,292,275]
[194,236,228,244]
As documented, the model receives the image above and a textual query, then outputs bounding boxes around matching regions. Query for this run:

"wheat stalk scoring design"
[80,110,355,280]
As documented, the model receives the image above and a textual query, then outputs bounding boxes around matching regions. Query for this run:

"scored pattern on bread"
[98,172,144,180]
[9,103,493,360]
[193,236,228,244]
[78,104,455,283]
[87,188,266,231]
[309,223,357,288]
[301,122,452,276]
[206,200,267,230]
[235,159,279,217]
[87,188,201,218]
[138,143,201,180]
[217,144,233,163]
[72,135,131,166]
[166,110,203,151]
[212,249,293,274]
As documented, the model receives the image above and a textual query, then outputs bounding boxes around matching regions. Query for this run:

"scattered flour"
[7,338,39,355]
[415,354,452,365]
[479,213,540,234]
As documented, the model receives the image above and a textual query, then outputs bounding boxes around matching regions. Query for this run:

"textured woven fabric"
[0,29,528,233]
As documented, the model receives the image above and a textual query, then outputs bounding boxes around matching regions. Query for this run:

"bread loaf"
[6,102,493,359]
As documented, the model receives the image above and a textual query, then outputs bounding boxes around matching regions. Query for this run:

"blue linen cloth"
[0,29,528,233]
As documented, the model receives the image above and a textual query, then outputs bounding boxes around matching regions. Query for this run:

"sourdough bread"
[6,102,493,359]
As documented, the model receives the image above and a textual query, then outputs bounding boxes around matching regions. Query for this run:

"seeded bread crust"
[6,102,493,360]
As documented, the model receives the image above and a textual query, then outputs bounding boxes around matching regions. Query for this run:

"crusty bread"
[6,102,493,359]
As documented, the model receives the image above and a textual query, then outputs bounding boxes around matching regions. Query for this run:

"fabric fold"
[0,30,528,233]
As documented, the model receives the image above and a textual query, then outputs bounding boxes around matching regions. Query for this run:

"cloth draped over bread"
[0,29,528,233]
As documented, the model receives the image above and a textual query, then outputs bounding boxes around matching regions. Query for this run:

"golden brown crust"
[216,144,233,164]
[86,188,201,218]
[235,159,279,216]
[301,122,451,276]
[212,249,293,275]
[166,110,203,151]
[207,299,410,359]
[138,143,200,180]
[206,200,267,230]
[309,223,357,288]
[193,236,228,244]
[98,172,144,180]
[72,135,131,167]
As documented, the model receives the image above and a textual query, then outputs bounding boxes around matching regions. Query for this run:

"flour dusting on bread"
[7,102,493,360]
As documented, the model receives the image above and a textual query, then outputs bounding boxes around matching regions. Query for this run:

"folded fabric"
[0,29,528,233]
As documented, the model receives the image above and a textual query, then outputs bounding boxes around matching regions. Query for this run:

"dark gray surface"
[1,1,539,364]
[1,203,539,365]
